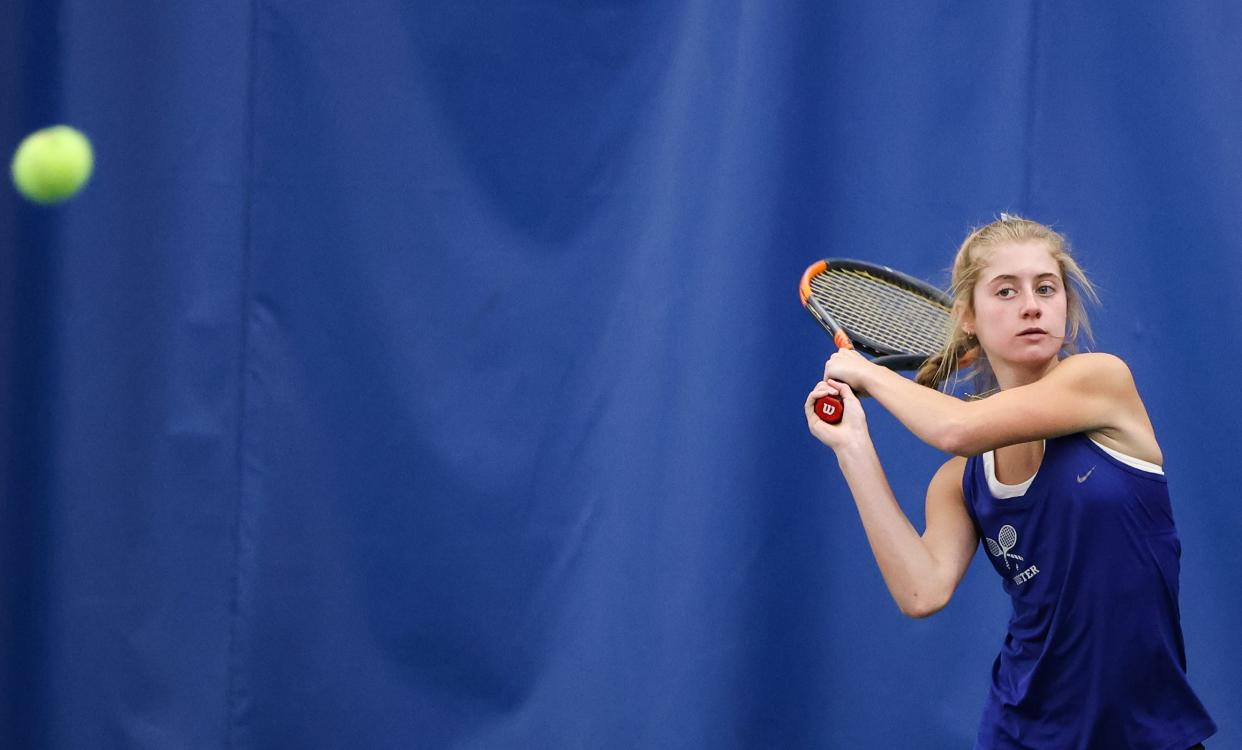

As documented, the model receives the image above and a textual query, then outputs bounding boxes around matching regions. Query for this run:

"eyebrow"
[988,272,1060,284]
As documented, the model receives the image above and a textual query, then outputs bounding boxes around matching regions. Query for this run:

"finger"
[806,388,837,414]
[826,379,856,400]
[814,379,844,397]
[814,377,844,394]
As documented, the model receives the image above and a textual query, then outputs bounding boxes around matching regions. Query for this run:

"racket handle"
[814,395,843,424]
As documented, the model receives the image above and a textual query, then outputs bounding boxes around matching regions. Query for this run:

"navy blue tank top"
[961,433,1215,749]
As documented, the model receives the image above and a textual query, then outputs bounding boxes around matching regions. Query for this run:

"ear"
[954,299,975,336]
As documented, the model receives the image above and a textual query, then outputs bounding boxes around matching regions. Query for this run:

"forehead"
[978,240,1059,280]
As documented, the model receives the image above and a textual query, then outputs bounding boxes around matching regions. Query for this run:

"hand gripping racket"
[799,259,955,424]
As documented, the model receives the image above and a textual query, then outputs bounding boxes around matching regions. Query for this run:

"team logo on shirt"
[986,524,1040,585]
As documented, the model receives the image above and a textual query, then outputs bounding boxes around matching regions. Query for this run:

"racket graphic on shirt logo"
[799,259,960,424]
[985,525,1024,571]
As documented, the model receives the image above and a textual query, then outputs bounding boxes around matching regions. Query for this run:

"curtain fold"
[2,2,1237,747]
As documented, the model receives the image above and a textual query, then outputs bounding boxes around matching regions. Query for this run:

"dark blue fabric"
[2,2,1240,748]
[962,434,1215,749]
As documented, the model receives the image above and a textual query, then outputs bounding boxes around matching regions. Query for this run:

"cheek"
[1048,297,1069,325]
[971,295,1001,324]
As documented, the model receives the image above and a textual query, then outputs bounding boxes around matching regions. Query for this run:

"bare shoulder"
[927,455,968,498]
[1053,352,1137,391]
[1048,352,1147,414]
[1062,354,1162,463]
[1059,351,1130,371]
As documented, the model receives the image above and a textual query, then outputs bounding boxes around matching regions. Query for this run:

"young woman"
[804,216,1216,749]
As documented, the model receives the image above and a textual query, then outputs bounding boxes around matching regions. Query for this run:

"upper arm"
[919,456,977,614]
[946,353,1142,456]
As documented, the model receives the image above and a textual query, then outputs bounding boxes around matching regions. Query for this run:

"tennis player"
[804,215,1216,749]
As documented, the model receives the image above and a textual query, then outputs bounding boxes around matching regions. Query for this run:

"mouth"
[1017,328,1047,337]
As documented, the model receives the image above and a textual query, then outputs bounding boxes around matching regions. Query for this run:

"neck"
[991,355,1061,391]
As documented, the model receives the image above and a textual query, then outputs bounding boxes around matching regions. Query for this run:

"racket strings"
[808,268,951,355]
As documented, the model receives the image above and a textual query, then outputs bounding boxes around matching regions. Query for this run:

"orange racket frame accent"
[799,261,854,352]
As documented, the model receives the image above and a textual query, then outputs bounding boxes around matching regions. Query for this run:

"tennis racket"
[800,258,954,424]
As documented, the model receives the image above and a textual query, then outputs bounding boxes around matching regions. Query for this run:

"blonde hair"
[915,214,1099,396]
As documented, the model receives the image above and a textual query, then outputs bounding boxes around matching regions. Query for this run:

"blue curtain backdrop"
[3,2,1239,748]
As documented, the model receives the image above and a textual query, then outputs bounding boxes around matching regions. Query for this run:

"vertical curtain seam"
[1021,0,1040,211]
[226,0,260,747]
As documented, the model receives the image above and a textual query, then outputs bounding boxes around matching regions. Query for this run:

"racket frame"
[799,258,953,367]
[799,258,955,424]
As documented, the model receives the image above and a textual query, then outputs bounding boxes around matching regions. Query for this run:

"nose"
[1020,288,1042,318]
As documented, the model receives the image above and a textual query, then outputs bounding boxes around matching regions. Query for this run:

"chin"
[993,343,1060,368]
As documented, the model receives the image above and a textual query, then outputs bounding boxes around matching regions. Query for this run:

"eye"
[1037,283,1057,295]
[996,287,1017,298]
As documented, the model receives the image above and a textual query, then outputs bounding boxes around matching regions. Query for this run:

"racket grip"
[814,395,843,424]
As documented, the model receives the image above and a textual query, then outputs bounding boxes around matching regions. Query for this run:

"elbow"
[897,588,950,620]
[898,601,941,620]
[937,417,973,457]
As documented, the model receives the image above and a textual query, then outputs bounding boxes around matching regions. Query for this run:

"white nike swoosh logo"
[1077,466,1095,483]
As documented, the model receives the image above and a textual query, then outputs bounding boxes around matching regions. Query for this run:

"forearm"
[862,366,969,454]
[834,441,948,617]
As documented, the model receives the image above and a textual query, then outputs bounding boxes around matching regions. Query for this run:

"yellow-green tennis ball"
[10,125,94,205]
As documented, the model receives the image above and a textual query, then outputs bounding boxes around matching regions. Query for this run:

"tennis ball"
[10,125,94,204]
